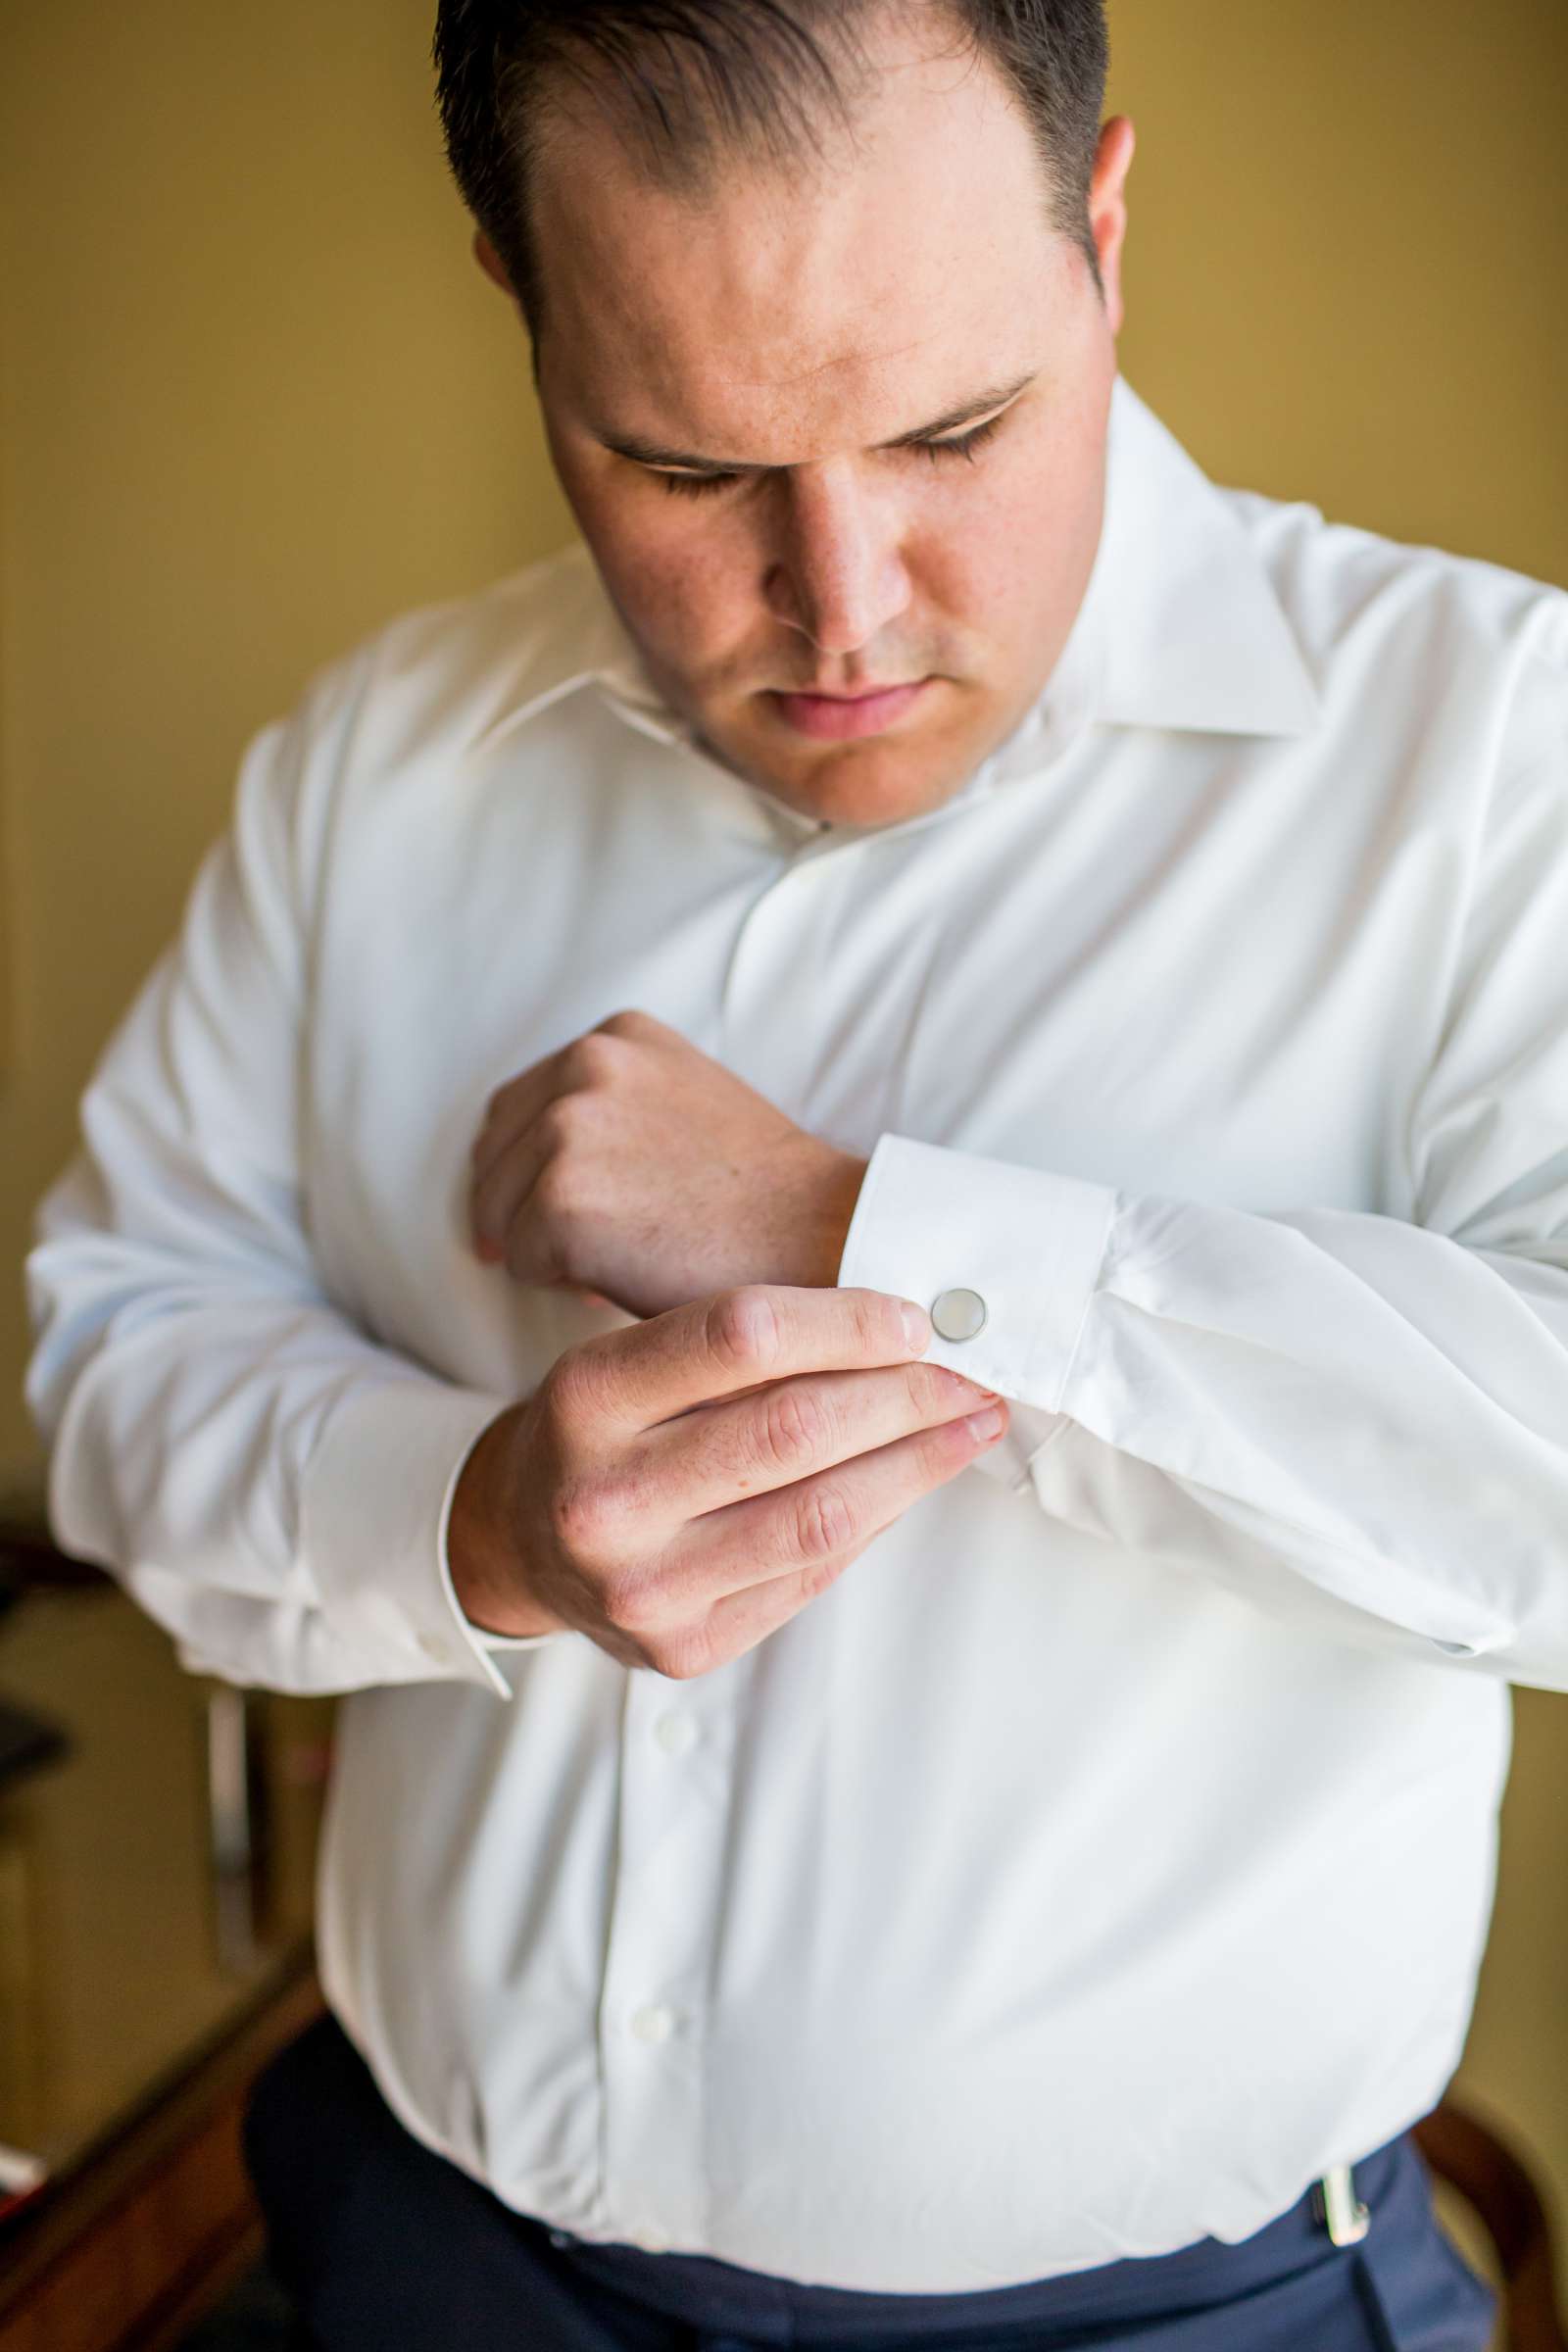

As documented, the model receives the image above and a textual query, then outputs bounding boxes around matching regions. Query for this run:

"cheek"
[962,436,1102,636]
[915,476,1053,646]
[548,438,721,651]
[577,492,746,662]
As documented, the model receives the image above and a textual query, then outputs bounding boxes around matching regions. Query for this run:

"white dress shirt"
[23,373,1568,2291]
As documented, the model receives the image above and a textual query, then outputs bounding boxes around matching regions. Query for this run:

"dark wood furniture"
[1416,2103,1567,2352]
[0,1964,322,2352]
[0,1498,331,2351]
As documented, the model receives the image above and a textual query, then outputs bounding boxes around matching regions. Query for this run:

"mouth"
[766,678,931,742]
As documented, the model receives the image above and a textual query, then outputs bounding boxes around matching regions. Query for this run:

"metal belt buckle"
[1312,2162,1371,2246]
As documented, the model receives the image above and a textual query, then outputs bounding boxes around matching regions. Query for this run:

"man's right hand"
[447,1285,1009,1678]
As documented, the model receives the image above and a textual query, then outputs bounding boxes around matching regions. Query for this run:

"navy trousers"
[243,2009,1497,2351]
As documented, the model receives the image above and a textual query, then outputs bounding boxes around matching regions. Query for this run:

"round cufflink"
[930,1287,987,1342]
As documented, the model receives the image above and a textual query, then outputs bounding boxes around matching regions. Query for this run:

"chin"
[812,772,956,826]
[727,730,966,828]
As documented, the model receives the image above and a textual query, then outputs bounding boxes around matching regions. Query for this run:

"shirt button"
[630,2002,676,2043]
[547,2229,573,2248]
[654,1709,699,1756]
[930,1286,988,1342]
[417,1632,451,1662]
[632,2222,670,2254]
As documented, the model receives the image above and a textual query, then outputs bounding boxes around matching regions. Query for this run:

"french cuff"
[835,1134,1117,1414]
[302,1376,536,1699]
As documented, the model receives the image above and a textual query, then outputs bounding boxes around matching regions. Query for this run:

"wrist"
[808,1150,870,1287]
[447,1400,564,1639]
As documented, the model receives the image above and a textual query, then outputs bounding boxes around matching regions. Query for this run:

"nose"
[762,461,912,656]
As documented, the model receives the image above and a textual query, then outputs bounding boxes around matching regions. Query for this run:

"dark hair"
[432,1,1109,345]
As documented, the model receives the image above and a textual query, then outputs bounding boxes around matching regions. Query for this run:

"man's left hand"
[467,1008,869,1320]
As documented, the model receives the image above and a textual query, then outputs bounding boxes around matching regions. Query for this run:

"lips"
[768,679,930,742]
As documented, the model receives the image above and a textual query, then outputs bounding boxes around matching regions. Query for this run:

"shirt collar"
[1085,375,1321,737]
[472,372,1320,787]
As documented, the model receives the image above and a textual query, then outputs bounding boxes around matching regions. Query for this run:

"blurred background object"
[0,1539,329,2344]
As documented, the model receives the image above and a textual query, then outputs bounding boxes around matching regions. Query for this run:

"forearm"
[839,1133,1568,1684]
[808,1152,870,1287]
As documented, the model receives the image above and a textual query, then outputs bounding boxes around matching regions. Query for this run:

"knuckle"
[793,1478,858,1561]
[535,1098,578,1153]
[706,1286,786,1376]
[601,1569,661,1633]
[541,1346,608,1433]
[757,1381,832,1473]
[549,1473,610,1558]
[532,1155,582,1225]
[642,1629,709,1682]
[567,1030,620,1083]
[918,1416,972,1477]
[912,1361,977,1417]
[539,1226,576,1283]
[848,1286,911,1360]
[528,1194,581,1288]
[796,1551,850,1605]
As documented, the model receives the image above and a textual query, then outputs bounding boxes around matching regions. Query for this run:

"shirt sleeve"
[22,669,558,1700]
[837,727,1568,1690]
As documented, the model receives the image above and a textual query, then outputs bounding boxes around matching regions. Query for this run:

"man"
[22,0,1566,2344]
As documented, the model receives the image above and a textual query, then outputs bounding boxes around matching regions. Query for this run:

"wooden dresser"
[0,1510,331,2352]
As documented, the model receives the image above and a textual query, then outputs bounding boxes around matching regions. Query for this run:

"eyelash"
[653,409,1007,500]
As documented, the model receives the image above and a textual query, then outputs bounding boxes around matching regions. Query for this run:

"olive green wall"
[1,0,1564,2268]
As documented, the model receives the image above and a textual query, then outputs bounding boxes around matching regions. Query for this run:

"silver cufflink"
[930,1286,987,1342]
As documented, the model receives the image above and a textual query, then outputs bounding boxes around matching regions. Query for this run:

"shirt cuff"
[302,1377,553,1698]
[834,1133,1117,1415]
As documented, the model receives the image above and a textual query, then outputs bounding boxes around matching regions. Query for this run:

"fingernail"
[902,1301,931,1351]
[965,1405,1005,1441]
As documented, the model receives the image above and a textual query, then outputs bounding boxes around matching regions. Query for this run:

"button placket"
[596,1668,737,2251]
[655,1707,700,1757]
[716,842,867,1111]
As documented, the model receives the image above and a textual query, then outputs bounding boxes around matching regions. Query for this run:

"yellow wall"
[2,0,1565,2260]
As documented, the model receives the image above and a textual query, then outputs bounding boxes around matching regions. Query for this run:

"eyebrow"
[593,368,1040,476]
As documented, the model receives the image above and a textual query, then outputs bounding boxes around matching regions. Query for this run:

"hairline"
[517,22,1101,349]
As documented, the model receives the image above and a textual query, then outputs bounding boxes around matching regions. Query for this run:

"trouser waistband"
[548,2130,1417,2343]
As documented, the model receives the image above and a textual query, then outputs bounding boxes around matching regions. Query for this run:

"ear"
[472,228,514,297]
[1088,115,1137,335]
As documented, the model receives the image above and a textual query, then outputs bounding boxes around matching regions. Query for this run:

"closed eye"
[652,408,1008,501]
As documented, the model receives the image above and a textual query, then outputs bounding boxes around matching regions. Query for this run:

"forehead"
[528,17,1070,459]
